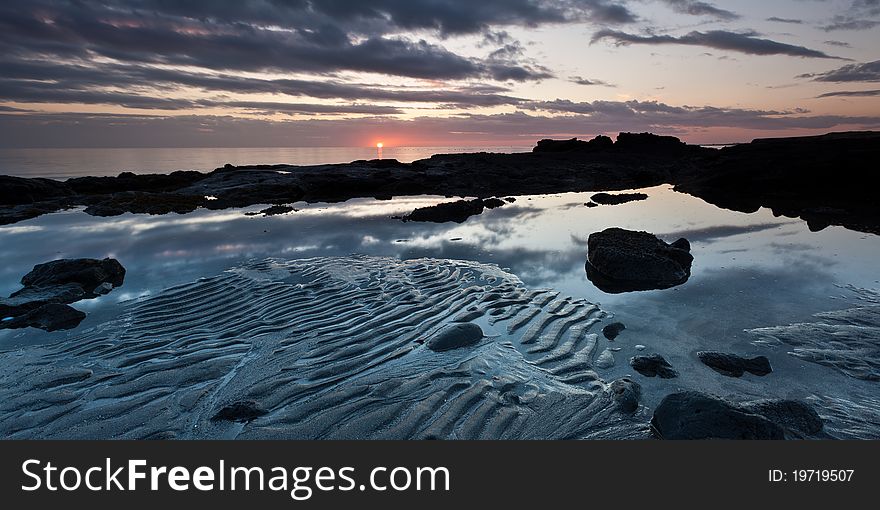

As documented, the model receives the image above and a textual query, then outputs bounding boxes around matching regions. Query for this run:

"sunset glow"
[0,1,877,147]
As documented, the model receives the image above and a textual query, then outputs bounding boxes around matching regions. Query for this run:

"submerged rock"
[586,228,693,293]
[651,391,823,440]
[426,323,484,352]
[602,322,626,340]
[211,401,268,423]
[590,192,648,205]
[630,354,678,378]
[697,351,772,377]
[595,348,616,369]
[0,258,125,332]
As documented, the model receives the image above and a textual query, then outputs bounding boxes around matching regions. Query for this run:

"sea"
[0,146,532,180]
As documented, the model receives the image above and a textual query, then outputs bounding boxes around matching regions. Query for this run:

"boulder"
[697,351,772,377]
[602,322,626,340]
[0,258,125,332]
[586,228,693,293]
[1,303,87,332]
[20,258,125,297]
[630,354,678,378]
[651,391,823,439]
[609,377,642,413]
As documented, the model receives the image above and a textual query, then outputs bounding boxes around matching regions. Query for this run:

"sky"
[0,0,879,147]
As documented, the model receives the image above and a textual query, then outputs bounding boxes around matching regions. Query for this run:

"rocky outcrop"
[0,258,125,332]
[651,391,823,439]
[3,131,877,234]
[630,354,679,378]
[400,197,505,223]
[697,351,772,377]
[590,192,648,205]
[673,131,880,235]
[586,228,693,293]
[533,135,613,153]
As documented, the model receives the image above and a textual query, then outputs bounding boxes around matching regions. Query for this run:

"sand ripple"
[0,256,648,439]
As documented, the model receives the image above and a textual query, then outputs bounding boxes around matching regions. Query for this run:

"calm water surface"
[1,184,878,414]
[0,146,531,179]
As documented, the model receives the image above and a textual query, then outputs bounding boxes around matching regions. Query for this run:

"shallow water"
[1,185,878,437]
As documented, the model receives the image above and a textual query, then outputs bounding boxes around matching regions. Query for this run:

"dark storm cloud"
[659,0,740,20]
[592,29,845,59]
[800,60,880,82]
[0,0,638,84]
[816,89,880,97]
[0,58,527,109]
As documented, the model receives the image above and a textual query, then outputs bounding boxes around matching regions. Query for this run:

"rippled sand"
[0,256,650,439]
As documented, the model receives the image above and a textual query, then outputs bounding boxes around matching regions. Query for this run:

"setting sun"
[376,142,383,148]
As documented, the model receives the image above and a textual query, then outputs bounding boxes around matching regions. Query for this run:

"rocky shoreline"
[3,131,878,235]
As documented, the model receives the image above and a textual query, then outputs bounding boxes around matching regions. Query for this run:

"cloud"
[767,17,803,24]
[824,40,852,47]
[800,60,880,82]
[816,89,880,98]
[0,0,638,86]
[820,17,880,31]
[592,29,845,59]
[659,0,740,20]
[569,76,614,86]
[3,101,879,148]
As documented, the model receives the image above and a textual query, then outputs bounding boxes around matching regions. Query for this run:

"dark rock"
[0,176,74,206]
[673,131,880,235]
[0,258,125,331]
[670,238,690,251]
[609,377,642,413]
[697,351,772,377]
[21,258,125,295]
[585,202,599,208]
[0,283,86,317]
[586,228,693,293]
[211,400,268,422]
[532,135,613,153]
[602,322,626,340]
[739,400,823,437]
[401,198,505,223]
[1,303,87,332]
[614,132,687,153]
[251,205,296,216]
[482,197,506,209]
[426,323,484,352]
[630,354,678,378]
[590,192,648,205]
[651,391,823,440]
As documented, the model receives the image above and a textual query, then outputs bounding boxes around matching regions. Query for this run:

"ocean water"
[0,146,531,180]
